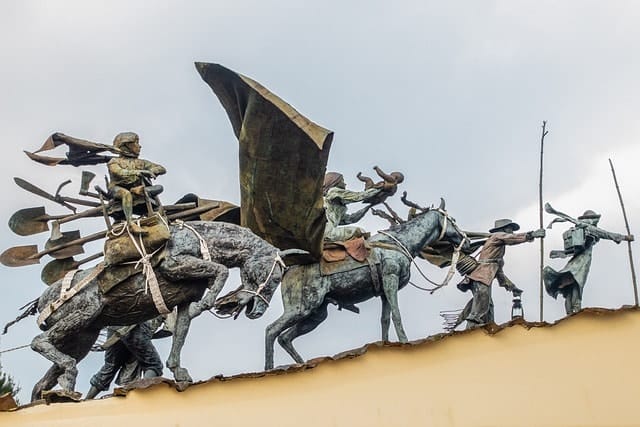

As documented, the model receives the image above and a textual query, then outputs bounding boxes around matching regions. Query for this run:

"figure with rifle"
[544,204,634,314]
[456,219,545,329]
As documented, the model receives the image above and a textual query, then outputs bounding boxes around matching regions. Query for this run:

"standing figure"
[544,209,633,314]
[457,219,545,328]
[107,132,166,234]
[322,172,384,242]
[86,318,165,399]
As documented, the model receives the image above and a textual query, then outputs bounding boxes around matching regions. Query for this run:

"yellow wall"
[3,308,639,427]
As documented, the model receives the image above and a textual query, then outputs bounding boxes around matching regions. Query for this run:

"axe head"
[80,171,96,195]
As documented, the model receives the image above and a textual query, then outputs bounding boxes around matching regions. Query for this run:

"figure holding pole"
[543,203,634,314]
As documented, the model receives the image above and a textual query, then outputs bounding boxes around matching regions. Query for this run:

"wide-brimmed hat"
[578,210,601,220]
[489,218,520,233]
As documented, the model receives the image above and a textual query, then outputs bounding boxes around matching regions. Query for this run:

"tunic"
[544,224,625,298]
[467,231,532,286]
[107,157,166,189]
[323,186,380,242]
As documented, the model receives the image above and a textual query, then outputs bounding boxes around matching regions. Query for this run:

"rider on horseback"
[322,172,386,243]
[107,132,166,234]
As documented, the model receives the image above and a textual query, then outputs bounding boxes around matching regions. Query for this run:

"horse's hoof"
[173,367,193,383]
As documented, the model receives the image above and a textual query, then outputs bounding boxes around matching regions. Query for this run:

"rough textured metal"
[28,221,283,401]
[196,62,332,260]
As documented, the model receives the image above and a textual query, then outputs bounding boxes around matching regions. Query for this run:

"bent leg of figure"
[121,323,163,380]
[466,281,492,328]
[87,337,130,399]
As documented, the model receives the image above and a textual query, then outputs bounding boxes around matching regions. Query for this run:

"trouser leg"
[466,281,492,328]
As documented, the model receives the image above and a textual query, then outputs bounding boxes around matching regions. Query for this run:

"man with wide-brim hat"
[544,208,633,315]
[458,218,545,328]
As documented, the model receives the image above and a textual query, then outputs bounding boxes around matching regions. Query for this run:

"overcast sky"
[1,1,639,403]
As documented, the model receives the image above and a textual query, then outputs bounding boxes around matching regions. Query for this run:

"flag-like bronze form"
[196,62,333,260]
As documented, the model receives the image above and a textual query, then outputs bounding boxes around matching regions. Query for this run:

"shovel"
[0,230,107,267]
[40,252,104,285]
[45,229,84,259]
[8,207,69,236]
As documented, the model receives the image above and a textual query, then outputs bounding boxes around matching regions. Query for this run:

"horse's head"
[431,198,470,252]
[214,251,294,319]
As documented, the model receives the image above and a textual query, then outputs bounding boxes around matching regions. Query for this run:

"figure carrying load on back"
[107,132,166,234]
[544,205,634,314]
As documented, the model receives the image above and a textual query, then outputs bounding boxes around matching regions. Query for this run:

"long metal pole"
[539,121,548,321]
[608,158,639,306]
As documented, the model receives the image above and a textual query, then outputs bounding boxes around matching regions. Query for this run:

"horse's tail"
[3,297,39,334]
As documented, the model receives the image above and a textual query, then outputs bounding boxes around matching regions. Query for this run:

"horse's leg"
[380,296,391,342]
[166,302,193,382]
[31,364,63,402]
[381,272,408,342]
[159,254,229,318]
[277,302,329,364]
[30,308,100,396]
[265,270,327,370]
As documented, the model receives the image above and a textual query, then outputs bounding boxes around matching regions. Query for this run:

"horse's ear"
[439,198,446,211]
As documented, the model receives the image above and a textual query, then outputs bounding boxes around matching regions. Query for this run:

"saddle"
[322,237,369,263]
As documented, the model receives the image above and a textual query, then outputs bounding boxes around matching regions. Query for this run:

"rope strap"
[124,227,170,315]
[174,220,211,262]
[38,263,106,328]
[237,253,285,306]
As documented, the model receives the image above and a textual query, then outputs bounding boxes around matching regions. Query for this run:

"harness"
[378,208,468,294]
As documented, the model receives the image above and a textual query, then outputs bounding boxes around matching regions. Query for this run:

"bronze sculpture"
[107,132,166,234]
[544,204,633,314]
[85,320,164,400]
[456,219,544,328]
[215,199,469,370]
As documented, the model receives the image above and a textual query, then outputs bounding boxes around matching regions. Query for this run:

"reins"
[237,252,286,307]
[378,208,468,294]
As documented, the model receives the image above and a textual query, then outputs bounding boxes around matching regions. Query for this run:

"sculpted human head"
[113,132,141,158]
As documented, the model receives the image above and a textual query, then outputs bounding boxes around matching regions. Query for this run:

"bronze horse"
[29,221,285,400]
[215,200,468,370]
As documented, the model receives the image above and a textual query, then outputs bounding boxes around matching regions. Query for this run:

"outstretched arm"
[342,205,371,224]
[585,224,633,243]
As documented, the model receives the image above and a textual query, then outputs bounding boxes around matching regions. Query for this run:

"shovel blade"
[0,245,40,267]
[8,207,50,236]
[46,230,85,259]
[41,257,78,285]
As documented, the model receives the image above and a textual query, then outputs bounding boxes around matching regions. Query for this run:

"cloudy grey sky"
[1,1,639,402]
